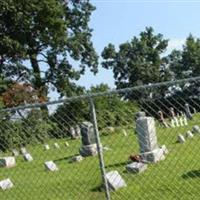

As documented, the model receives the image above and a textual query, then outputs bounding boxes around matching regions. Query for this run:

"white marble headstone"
[0,179,13,190]
[12,149,19,157]
[171,119,175,128]
[186,131,193,138]
[174,117,180,127]
[183,116,188,126]
[20,147,27,155]
[179,118,184,126]
[65,142,69,147]
[54,143,60,149]
[71,155,83,162]
[126,162,147,173]
[44,161,58,171]
[44,144,50,150]
[177,134,185,143]
[122,129,127,136]
[105,170,127,191]
[0,157,16,168]
[23,153,33,162]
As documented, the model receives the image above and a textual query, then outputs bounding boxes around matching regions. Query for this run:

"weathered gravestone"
[71,155,83,163]
[65,142,69,147]
[44,144,50,150]
[185,103,193,120]
[158,111,169,128]
[79,122,98,157]
[44,161,58,171]
[75,125,81,138]
[126,162,147,173]
[186,131,193,138]
[54,143,60,149]
[136,113,166,163]
[0,179,14,190]
[0,157,16,168]
[23,153,33,162]
[20,147,27,155]
[12,149,19,157]
[192,125,200,134]
[70,126,76,139]
[105,170,127,191]
[177,134,186,143]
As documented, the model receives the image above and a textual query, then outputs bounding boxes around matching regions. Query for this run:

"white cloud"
[167,38,185,52]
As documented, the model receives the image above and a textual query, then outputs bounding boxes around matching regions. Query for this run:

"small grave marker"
[106,170,127,191]
[0,157,16,168]
[0,179,13,190]
[44,161,58,171]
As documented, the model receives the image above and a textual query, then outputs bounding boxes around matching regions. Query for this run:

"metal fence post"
[89,97,111,200]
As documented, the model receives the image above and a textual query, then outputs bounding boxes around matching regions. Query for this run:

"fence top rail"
[1,76,200,112]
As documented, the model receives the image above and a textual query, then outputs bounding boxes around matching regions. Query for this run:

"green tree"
[0,0,98,101]
[168,35,200,79]
[101,27,169,89]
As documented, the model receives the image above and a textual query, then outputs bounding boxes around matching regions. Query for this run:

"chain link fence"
[1,77,200,199]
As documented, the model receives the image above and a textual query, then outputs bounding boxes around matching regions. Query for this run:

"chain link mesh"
[1,77,200,199]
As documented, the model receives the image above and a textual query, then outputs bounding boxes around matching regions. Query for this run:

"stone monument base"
[79,144,98,157]
[140,146,166,163]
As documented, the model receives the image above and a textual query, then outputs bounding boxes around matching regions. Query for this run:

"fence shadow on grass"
[182,170,200,179]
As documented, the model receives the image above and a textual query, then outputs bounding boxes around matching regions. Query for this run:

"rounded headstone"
[192,125,200,134]
[135,112,146,120]
[177,134,185,143]
[186,131,193,138]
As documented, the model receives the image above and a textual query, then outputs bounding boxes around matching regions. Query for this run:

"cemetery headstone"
[186,131,193,138]
[0,157,16,168]
[192,125,200,134]
[54,143,60,149]
[170,107,176,118]
[105,170,127,191]
[75,125,81,138]
[23,153,33,162]
[44,144,50,150]
[44,161,58,171]
[171,119,175,128]
[136,113,167,163]
[135,112,146,120]
[177,134,185,143]
[70,127,76,139]
[179,117,184,127]
[65,142,69,147]
[71,155,83,162]
[79,121,98,157]
[12,149,19,157]
[0,179,14,190]
[158,111,169,128]
[20,147,27,155]
[126,162,147,173]
[122,129,127,136]
[183,115,188,126]
[185,103,193,120]
[174,117,180,127]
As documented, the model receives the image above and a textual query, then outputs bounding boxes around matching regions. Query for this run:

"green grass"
[1,115,200,200]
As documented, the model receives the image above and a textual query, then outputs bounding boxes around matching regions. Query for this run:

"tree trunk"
[30,54,48,115]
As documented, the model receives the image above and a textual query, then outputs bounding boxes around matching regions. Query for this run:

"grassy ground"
[1,115,200,200]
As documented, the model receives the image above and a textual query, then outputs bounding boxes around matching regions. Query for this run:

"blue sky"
[76,0,200,89]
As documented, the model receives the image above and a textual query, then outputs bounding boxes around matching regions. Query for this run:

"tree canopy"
[101,27,169,89]
[0,0,98,103]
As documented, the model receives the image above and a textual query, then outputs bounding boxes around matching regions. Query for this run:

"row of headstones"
[0,122,100,191]
[158,103,194,128]
[177,125,200,143]
[0,142,71,190]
